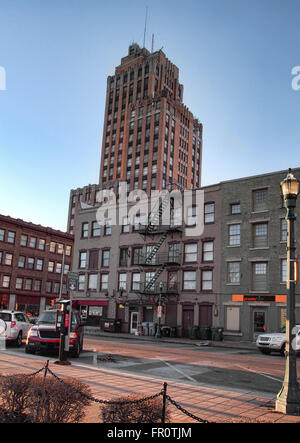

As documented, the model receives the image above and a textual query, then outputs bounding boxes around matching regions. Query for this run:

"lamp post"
[155,282,164,338]
[276,169,300,414]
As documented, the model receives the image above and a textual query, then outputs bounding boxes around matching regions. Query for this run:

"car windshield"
[38,311,56,324]
[37,310,78,325]
[0,313,11,322]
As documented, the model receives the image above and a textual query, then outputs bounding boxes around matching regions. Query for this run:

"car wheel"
[280,343,286,356]
[25,347,35,354]
[16,332,22,347]
[71,343,80,358]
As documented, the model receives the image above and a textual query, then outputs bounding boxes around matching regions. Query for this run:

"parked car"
[0,310,32,347]
[25,309,84,358]
[256,325,300,355]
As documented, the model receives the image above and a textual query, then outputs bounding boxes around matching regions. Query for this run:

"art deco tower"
[99,44,202,194]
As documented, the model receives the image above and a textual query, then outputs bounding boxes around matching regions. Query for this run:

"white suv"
[0,310,32,347]
[256,325,300,356]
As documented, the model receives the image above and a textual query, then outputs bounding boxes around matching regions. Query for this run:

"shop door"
[130,312,139,334]
[252,309,267,340]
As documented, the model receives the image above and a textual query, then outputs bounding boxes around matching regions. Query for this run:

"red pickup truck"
[25,309,84,358]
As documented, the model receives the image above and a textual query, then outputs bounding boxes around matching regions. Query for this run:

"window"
[20,235,27,246]
[34,280,41,292]
[132,247,143,265]
[48,261,54,272]
[0,229,4,241]
[253,223,268,248]
[64,264,70,275]
[104,219,111,235]
[100,274,108,291]
[228,224,240,246]
[65,245,72,256]
[280,219,287,242]
[119,248,128,267]
[168,243,180,262]
[88,274,98,291]
[53,282,60,294]
[46,281,52,293]
[102,250,110,267]
[89,250,99,270]
[184,243,197,262]
[201,270,213,290]
[56,262,62,274]
[231,203,240,214]
[29,237,36,248]
[25,279,32,290]
[226,306,240,331]
[16,278,23,289]
[122,216,130,233]
[79,252,87,269]
[4,253,13,266]
[145,272,155,291]
[202,241,213,262]
[227,262,240,284]
[78,275,85,291]
[204,203,215,223]
[183,271,196,290]
[146,245,156,265]
[27,257,34,269]
[18,256,25,268]
[49,242,56,253]
[119,273,127,290]
[81,222,89,238]
[168,271,178,290]
[187,206,197,226]
[38,239,45,250]
[2,276,10,288]
[92,221,101,237]
[252,262,268,291]
[36,259,43,271]
[281,259,287,284]
[57,243,64,254]
[132,272,141,291]
[253,189,268,212]
[7,231,15,244]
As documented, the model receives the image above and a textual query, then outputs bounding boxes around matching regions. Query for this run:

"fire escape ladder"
[145,231,169,264]
[144,263,167,292]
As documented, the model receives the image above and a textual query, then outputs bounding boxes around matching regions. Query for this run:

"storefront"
[74,300,108,326]
[223,294,290,342]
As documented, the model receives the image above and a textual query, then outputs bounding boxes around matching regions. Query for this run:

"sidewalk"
[1,351,299,423]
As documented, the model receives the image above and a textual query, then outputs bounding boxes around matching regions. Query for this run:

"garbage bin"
[148,322,156,336]
[211,327,223,341]
[115,320,122,333]
[161,326,171,337]
[198,326,211,340]
[189,325,199,340]
[142,322,149,336]
[100,318,116,332]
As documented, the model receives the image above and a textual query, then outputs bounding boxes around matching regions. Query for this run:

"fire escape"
[137,180,183,296]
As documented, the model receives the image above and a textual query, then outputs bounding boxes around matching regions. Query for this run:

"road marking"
[155,356,199,383]
[235,364,282,382]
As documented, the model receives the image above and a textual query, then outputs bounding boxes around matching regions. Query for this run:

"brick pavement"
[1,352,300,423]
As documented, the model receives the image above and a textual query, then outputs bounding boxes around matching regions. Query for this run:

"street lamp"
[155,282,164,338]
[276,169,300,415]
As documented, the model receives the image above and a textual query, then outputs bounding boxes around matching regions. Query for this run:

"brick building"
[220,167,300,341]
[69,184,222,337]
[0,214,73,316]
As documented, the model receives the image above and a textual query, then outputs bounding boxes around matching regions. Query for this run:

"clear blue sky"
[0,0,299,231]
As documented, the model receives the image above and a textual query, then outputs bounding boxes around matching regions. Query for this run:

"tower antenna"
[151,34,154,53]
[143,6,148,49]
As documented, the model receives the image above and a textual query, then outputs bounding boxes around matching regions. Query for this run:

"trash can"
[189,325,199,340]
[211,327,223,341]
[198,326,211,340]
[142,322,149,336]
[148,322,156,336]
[161,326,171,337]
[100,318,116,332]
[115,320,122,333]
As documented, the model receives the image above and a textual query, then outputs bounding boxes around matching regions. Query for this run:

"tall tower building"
[99,44,202,194]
